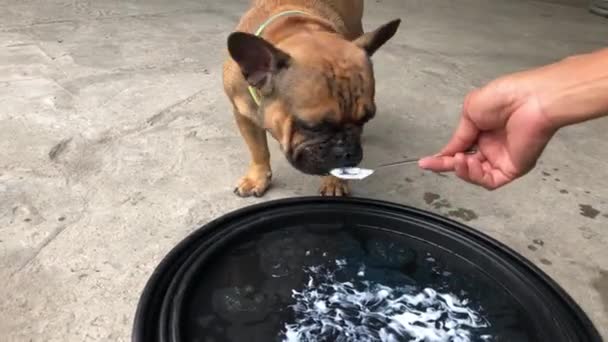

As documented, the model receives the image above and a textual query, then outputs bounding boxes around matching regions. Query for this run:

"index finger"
[418,155,456,172]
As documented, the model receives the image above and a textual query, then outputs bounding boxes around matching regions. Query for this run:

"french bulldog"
[223,0,400,197]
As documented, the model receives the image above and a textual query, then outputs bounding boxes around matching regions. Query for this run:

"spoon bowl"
[330,167,375,180]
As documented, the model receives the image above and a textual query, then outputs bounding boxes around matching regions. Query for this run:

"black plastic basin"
[132,197,601,342]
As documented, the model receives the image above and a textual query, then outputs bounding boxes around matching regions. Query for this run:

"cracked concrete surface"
[1,0,607,340]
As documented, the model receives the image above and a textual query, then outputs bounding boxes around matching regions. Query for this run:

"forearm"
[532,48,608,129]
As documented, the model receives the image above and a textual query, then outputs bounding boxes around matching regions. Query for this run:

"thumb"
[440,81,515,156]
[418,112,478,172]
[439,109,479,157]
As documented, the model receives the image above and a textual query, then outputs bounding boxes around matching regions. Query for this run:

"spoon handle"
[377,148,478,169]
[376,158,420,168]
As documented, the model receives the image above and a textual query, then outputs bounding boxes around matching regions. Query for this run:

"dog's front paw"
[319,176,350,197]
[234,165,272,198]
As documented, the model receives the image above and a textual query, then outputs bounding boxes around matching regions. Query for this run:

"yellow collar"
[248,10,310,106]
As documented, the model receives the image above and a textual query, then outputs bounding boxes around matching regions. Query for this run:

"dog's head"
[228,19,400,175]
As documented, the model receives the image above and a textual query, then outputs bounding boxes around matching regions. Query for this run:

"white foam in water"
[357,264,366,277]
[283,260,490,342]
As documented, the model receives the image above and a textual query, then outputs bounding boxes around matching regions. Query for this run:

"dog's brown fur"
[223,0,400,197]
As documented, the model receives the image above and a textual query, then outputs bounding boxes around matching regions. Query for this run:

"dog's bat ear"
[353,19,401,56]
[228,32,291,89]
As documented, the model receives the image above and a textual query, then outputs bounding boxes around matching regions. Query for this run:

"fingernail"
[418,158,430,169]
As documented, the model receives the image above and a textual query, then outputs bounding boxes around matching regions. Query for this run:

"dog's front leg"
[319,176,350,197]
[233,111,272,197]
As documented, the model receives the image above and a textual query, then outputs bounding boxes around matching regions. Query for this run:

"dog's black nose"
[333,145,362,167]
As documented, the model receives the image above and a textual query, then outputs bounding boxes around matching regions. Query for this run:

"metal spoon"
[331,149,477,181]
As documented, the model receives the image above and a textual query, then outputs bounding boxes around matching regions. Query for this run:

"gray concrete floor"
[1,0,607,340]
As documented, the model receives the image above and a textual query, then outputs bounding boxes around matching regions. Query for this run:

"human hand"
[418,78,558,190]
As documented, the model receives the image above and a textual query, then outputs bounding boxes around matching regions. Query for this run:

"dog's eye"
[364,106,376,121]
[305,123,332,134]
[294,119,314,130]
[294,120,319,133]
[294,117,335,134]
[359,106,376,124]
